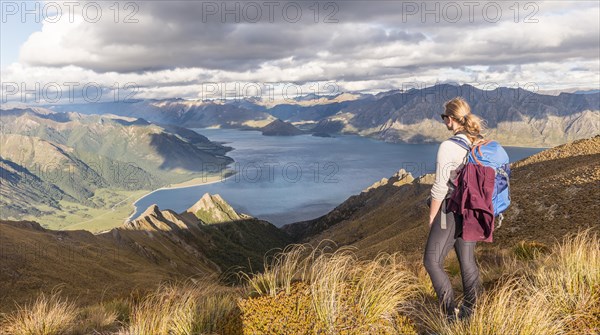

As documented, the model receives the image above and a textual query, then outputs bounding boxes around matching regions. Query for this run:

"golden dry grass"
[240,243,311,297]
[241,243,420,333]
[419,277,563,335]
[1,289,78,335]
[120,279,241,335]
[530,229,600,334]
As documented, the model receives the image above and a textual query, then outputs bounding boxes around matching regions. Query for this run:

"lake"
[130,129,545,227]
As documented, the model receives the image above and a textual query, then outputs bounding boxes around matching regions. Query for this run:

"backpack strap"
[448,136,472,168]
[448,136,471,151]
[442,136,471,230]
[496,163,511,203]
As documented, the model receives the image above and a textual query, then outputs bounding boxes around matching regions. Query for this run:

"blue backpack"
[449,137,511,227]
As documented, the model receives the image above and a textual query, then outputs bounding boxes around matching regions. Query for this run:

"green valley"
[0,107,234,231]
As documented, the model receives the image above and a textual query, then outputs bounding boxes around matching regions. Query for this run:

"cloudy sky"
[1,0,599,103]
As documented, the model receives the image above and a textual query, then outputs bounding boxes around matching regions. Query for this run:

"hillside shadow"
[149,133,234,172]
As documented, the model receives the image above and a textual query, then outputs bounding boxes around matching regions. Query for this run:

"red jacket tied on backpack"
[447,162,496,242]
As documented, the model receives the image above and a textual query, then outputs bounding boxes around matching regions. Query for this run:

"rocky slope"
[282,169,417,241]
[120,192,290,274]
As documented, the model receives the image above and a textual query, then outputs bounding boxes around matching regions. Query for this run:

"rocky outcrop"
[362,169,415,193]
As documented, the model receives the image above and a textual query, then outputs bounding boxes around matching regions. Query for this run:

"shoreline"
[124,171,238,223]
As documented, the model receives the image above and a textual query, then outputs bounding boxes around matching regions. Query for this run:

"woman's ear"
[451,119,459,130]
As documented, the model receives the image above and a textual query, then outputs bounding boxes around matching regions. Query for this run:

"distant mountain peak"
[141,204,162,218]
[124,203,201,232]
[123,204,169,231]
[186,193,250,224]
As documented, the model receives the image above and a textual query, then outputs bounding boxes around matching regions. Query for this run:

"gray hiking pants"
[423,199,482,318]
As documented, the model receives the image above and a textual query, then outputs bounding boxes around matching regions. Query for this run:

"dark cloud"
[9,0,599,92]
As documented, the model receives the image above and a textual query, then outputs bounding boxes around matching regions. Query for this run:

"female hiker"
[423,96,485,322]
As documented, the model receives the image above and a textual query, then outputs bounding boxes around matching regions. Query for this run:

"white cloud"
[1,0,598,102]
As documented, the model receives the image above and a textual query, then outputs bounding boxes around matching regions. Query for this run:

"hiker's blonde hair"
[444,97,486,143]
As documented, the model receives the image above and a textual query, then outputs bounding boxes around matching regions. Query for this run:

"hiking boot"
[446,307,459,323]
[458,305,473,320]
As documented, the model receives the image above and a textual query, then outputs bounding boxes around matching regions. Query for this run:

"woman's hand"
[428,198,443,227]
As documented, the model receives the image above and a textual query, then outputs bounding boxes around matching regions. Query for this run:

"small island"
[312,132,333,138]
[260,119,305,136]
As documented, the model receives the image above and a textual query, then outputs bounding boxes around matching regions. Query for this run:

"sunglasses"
[440,114,451,121]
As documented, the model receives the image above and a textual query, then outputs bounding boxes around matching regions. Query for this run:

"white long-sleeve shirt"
[431,133,471,201]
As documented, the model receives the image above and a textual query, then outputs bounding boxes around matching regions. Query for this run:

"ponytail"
[462,113,486,144]
[443,97,486,144]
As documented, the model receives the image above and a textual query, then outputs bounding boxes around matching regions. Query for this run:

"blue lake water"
[130,129,545,227]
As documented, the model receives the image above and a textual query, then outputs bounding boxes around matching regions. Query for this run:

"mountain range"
[46,98,276,130]
[45,84,600,147]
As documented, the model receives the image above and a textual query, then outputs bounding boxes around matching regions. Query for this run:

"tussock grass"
[241,243,311,296]
[102,299,131,324]
[513,240,550,260]
[420,277,563,335]
[120,280,241,335]
[308,246,357,330]
[75,303,119,333]
[1,289,78,335]
[242,243,419,333]
[349,252,417,324]
[242,230,599,334]
[530,229,600,334]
